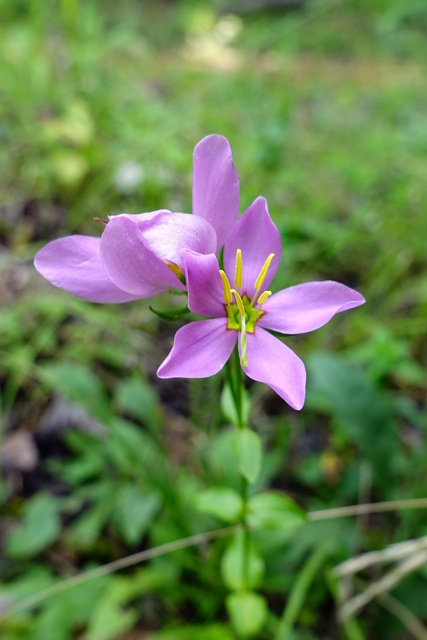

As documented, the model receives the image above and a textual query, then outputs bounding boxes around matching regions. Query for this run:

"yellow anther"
[257,290,272,306]
[234,249,243,290]
[254,253,275,295]
[220,270,232,304]
[231,289,245,316]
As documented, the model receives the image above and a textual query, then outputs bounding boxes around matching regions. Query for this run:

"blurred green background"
[1,0,427,638]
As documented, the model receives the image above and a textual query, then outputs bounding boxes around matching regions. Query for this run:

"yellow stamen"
[231,289,245,317]
[254,253,275,296]
[220,270,232,304]
[257,290,272,306]
[234,249,243,290]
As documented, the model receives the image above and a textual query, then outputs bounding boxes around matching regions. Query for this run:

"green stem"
[225,346,250,588]
[233,346,244,430]
[241,474,250,588]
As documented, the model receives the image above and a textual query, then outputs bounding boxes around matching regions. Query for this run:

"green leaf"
[114,377,161,430]
[275,544,330,639]
[86,582,138,640]
[248,492,306,532]
[152,624,234,640]
[231,429,262,484]
[221,531,264,591]
[5,493,61,559]
[149,304,189,321]
[307,353,397,483]
[196,487,243,523]
[66,491,112,549]
[220,384,251,428]
[39,361,110,422]
[226,591,268,638]
[114,485,160,546]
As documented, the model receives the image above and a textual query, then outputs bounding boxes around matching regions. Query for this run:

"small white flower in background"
[114,161,145,194]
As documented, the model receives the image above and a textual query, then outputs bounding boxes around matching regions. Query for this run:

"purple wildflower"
[34,135,239,302]
[157,197,365,409]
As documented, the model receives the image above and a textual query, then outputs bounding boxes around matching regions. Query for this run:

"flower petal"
[100,215,185,297]
[157,319,236,378]
[258,281,365,334]
[182,250,225,318]
[242,328,306,410]
[112,210,217,270]
[192,134,240,251]
[223,197,282,299]
[133,210,217,269]
[34,236,138,303]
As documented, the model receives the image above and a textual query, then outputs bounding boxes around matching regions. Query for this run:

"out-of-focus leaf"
[221,384,251,428]
[86,581,137,640]
[5,493,61,559]
[39,361,110,422]
[196,487,242,523]
[226,591,268,638]
[307,353,398,483]
[153,624,234,639]
[114,377,161,430]
[66,487,112,549]
[221,531,264,591]
[248,492,306,532]
[113,485,160,546]
[231,428,262,484]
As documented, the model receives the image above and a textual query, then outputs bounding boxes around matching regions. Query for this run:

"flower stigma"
[219,250,275,366]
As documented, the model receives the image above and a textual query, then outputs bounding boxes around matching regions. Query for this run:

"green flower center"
[225,294,263,333]
[219,249,274,366]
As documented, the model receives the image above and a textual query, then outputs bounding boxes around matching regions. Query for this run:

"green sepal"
[149,304,190,321]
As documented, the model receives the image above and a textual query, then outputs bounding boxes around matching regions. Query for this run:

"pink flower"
[34,135,239,302]
[157,198,365,409]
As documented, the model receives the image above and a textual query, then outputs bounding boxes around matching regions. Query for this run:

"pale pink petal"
[223,197,282,299]
[182,250,225,318]
[258,281,365,334]
[134,211,217,269]
[157,319,236,379]
[34,236,138,303]
[242,328,306,410]
[100,216,185,297]
[192,134,240,251]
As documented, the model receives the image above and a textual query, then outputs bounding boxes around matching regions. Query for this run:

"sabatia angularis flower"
[157,197,365,409]
[34,135,239,302]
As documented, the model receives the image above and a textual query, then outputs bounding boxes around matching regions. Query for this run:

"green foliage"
[221,531,265,591]
[226,591,268,638]
[307,353,398,484]
[196,487,243,523]
[231,428,262,484]
[248,493,306,533]
[5,493,61,559]
[221,383,251,428]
